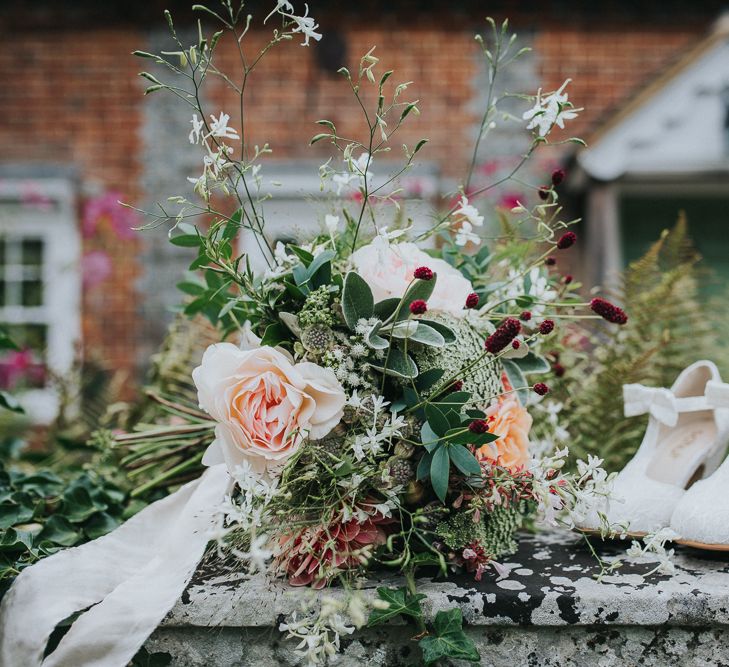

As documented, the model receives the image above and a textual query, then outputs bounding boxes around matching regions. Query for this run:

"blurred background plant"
[541,215,729,471]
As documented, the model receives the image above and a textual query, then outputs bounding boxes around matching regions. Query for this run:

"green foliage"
[418,608,480,665]
[367,586,425,626]
[0,466,132,598]
[435,504,524,557]
[341,271,374,330]
[560,218,720,471]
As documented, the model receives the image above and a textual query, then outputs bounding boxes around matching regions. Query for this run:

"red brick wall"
[0,29,143,392]
[0,4,718,386]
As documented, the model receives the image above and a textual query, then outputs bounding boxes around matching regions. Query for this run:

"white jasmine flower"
[188,113,204,144]
[325,214,339,235]
[264,0,294,23]
[523,79,581,137]
[208,111,240,141]
[281,4,322,46]
[454,220,480,247]
[453,195,484,228]
[577,454,605,480]
[232,533,272,574]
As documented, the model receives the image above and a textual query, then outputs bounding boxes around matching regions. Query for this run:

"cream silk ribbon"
[0,463,231,667]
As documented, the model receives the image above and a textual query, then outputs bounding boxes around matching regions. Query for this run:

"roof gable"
[579,20,729,180]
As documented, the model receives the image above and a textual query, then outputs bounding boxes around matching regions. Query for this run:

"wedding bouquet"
[0,4,631,666]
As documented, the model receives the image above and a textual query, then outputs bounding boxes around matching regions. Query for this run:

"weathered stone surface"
[145,529,729,666]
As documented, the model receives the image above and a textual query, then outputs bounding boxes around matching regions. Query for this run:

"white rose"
[193,341,345,474]
[349,238,473,316]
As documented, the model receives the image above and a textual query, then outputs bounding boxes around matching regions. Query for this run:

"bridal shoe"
[577,360,729,538]
[670,381,729,550]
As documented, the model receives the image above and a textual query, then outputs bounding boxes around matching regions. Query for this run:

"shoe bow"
[623,384,679,426]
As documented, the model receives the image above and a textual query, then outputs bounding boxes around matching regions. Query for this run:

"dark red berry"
[533,383,550,396]
[545,256,557,266]
[409,299,427,315]
[563,274,573,284]
[414,266,434,281]
[465,292,479,309]
[449,380,464,393]
[520,311,532,322]
[538,186,550,201]
[469,419,490,434]
[590,297,628,325]
[553,363,566,378]
[556,231,577,250]
[551,169,565,186]
[539,319,555,335]
[485,317,521,354]
[512,339,521,350]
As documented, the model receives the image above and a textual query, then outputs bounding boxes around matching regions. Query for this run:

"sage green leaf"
[368,587,426,626]
[430,445,450,502]
[448,444,482,476]
[409,323,446,347]
[415,368,444,391]
[419,608,480,665]
[373,297,401,321]
[502,359,529,405]
[342,272,374,330]
[370,349,418,379]
[365,321,389,350]
[416,319,456,344]
[420,422,441,451]
[513,351,550,375]
[396,276,437,321]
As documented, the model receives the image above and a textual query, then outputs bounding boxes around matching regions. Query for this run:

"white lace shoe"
[577,360,729,538]
[670,381,729,550]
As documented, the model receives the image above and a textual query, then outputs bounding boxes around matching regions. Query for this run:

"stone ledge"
[146,530,729,666]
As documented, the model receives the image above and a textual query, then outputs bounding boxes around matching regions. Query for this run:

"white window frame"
[0,178,81,423]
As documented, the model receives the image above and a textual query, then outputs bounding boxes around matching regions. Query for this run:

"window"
[0,179,81,422]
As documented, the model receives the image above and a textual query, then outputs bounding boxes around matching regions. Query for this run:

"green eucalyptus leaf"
[448,444,482,476]
[416,451,433,480]
[430,445,450,503]
[424,404,450,437]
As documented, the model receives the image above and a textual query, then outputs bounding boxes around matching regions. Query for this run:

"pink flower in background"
[82,191,138,240]
[498,192,524,210]
[19,182,54,211]
[277,504,390,588]
[81,250,113,289]
[0,349,46,391]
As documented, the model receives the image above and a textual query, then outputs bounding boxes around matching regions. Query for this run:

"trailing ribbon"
[0,463,231,667]
[623,384,680,426]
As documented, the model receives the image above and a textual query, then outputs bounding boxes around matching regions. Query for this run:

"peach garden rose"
[193,341,346,474]
[476,394,532,471]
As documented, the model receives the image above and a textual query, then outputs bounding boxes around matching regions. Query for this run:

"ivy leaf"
[448,444,482,477]
[418,608,480,665]
[430,445,450,502]
[0,328,19,351]
[502,359,529,405]
[36,516,81,547]
[0,391,23,413]
[342,272,374,330]
[367,587,426,626]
